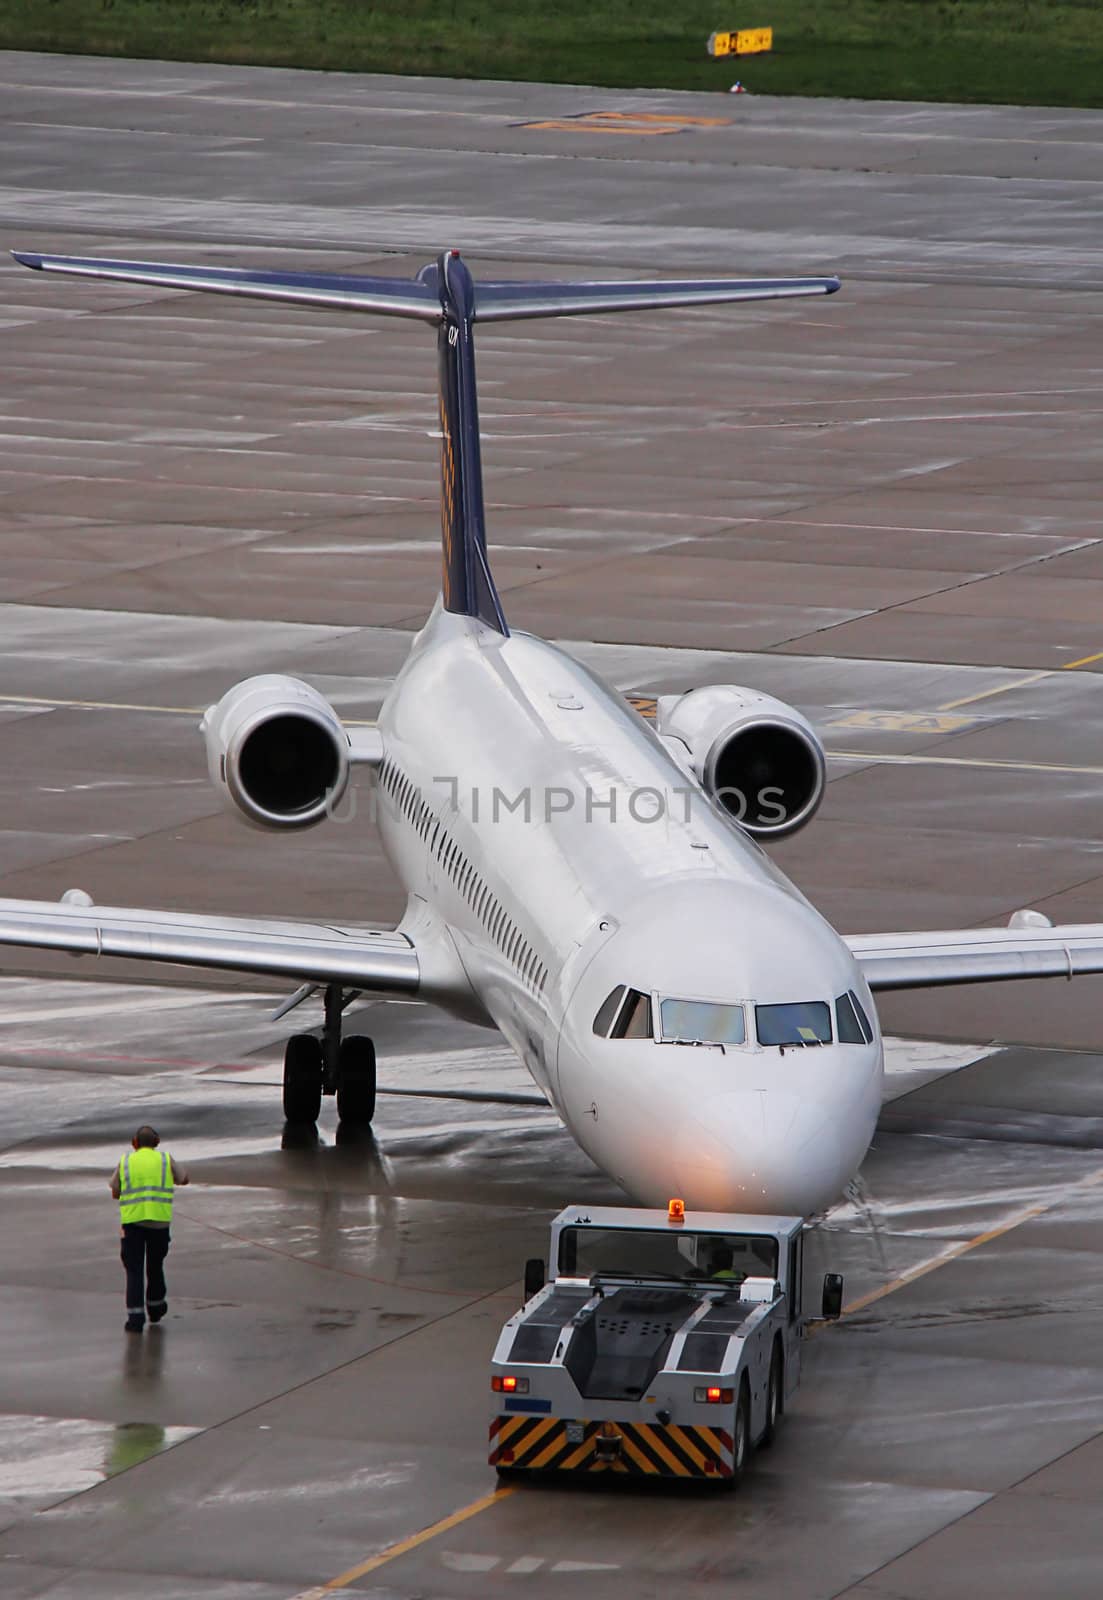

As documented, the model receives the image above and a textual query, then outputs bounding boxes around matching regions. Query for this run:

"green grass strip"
[2,1,1102,108]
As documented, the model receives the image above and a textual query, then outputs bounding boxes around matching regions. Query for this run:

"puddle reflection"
[121,1325,165,1385]
[105,1421,167,1477]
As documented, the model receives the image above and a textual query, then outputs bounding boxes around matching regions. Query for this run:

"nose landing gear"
[281,983,376,1127]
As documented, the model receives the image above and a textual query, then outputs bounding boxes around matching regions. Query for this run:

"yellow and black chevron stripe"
[489,1414,733,1478]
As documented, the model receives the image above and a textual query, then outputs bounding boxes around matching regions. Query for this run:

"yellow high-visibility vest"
[118,1148,174,1224]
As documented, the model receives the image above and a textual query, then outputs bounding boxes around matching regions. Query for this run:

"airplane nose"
[672,1091,850,1215]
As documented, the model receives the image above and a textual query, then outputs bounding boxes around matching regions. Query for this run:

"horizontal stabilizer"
[473,275,840,322]
[13,252,839,326]
[14,246,841,640]
[12,252,443,322]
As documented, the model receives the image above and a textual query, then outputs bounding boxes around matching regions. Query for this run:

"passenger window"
[835,992,865,1044]
[593,986,626,1037]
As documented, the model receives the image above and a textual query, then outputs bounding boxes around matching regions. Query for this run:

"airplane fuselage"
[376,606,882,1215]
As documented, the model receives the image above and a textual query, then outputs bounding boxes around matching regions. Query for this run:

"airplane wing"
[847,917,1103,992]
[0,897,418,993]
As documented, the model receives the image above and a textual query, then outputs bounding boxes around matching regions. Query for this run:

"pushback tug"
[489,1200,842,1485]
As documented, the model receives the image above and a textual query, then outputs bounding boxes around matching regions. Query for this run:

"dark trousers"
[120,1223,171,1325]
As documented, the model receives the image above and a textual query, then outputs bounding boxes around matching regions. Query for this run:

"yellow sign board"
[708,27,773,57]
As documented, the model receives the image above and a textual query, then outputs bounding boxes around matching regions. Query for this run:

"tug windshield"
[558,1227,779,1285]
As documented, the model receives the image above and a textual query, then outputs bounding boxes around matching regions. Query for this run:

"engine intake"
[658,684,826,840]
[202,675,350,830]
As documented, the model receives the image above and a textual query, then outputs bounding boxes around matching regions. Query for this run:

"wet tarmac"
[1,49,1103,1600]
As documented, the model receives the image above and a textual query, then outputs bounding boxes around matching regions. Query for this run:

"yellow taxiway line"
[288,1486,516,1599]
[939,649,1103,712]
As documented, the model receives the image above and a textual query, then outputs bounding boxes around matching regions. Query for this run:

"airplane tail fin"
[13,250,839,638]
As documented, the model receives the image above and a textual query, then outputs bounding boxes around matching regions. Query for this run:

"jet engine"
[657,684,825,840]
[201,675,350,830]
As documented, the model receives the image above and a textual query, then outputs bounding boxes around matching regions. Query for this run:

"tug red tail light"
[491,1375,529,1394]
[694,1386,734,1404]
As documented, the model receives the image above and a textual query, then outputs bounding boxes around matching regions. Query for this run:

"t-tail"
[13,246,839,635]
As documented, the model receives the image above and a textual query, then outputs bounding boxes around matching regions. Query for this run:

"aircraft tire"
[336,1035,377,1124]
[283,1033,323,1123]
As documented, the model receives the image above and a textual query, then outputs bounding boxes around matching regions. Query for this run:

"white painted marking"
[8,121,212,138]
[828,749,1103,778]
[438,1551,620,1576]
[769,516,1083,542]
[717,407,1101,431]
[441,1553,500,1571]
[735,384,1103,412]
[551,1560,623,1573]
[882,1036,997,1104]
[252,541,441,556]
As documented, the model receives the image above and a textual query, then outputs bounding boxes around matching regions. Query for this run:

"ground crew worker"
[705,1243,743,1283]
[110,1125,188,1333]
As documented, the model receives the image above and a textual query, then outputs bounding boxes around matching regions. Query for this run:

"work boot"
[147,1303,167,1324]
[124,1317,144,1333]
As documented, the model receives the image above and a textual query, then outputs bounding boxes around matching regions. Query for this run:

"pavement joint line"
[287,1486,517,1598]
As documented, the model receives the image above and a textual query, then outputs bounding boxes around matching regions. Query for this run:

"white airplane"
[6,246,1103,1218]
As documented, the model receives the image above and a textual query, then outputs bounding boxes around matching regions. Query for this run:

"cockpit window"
[851,990,874,1044]
[835,991,866,1044]
[659,998,746,1046]
[616,990,653,1039]
[593,986,626,1037]
[756,1001,832,1047]
[594,987,654,1040]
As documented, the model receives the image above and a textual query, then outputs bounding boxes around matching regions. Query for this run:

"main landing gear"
[282,984,377,1127]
